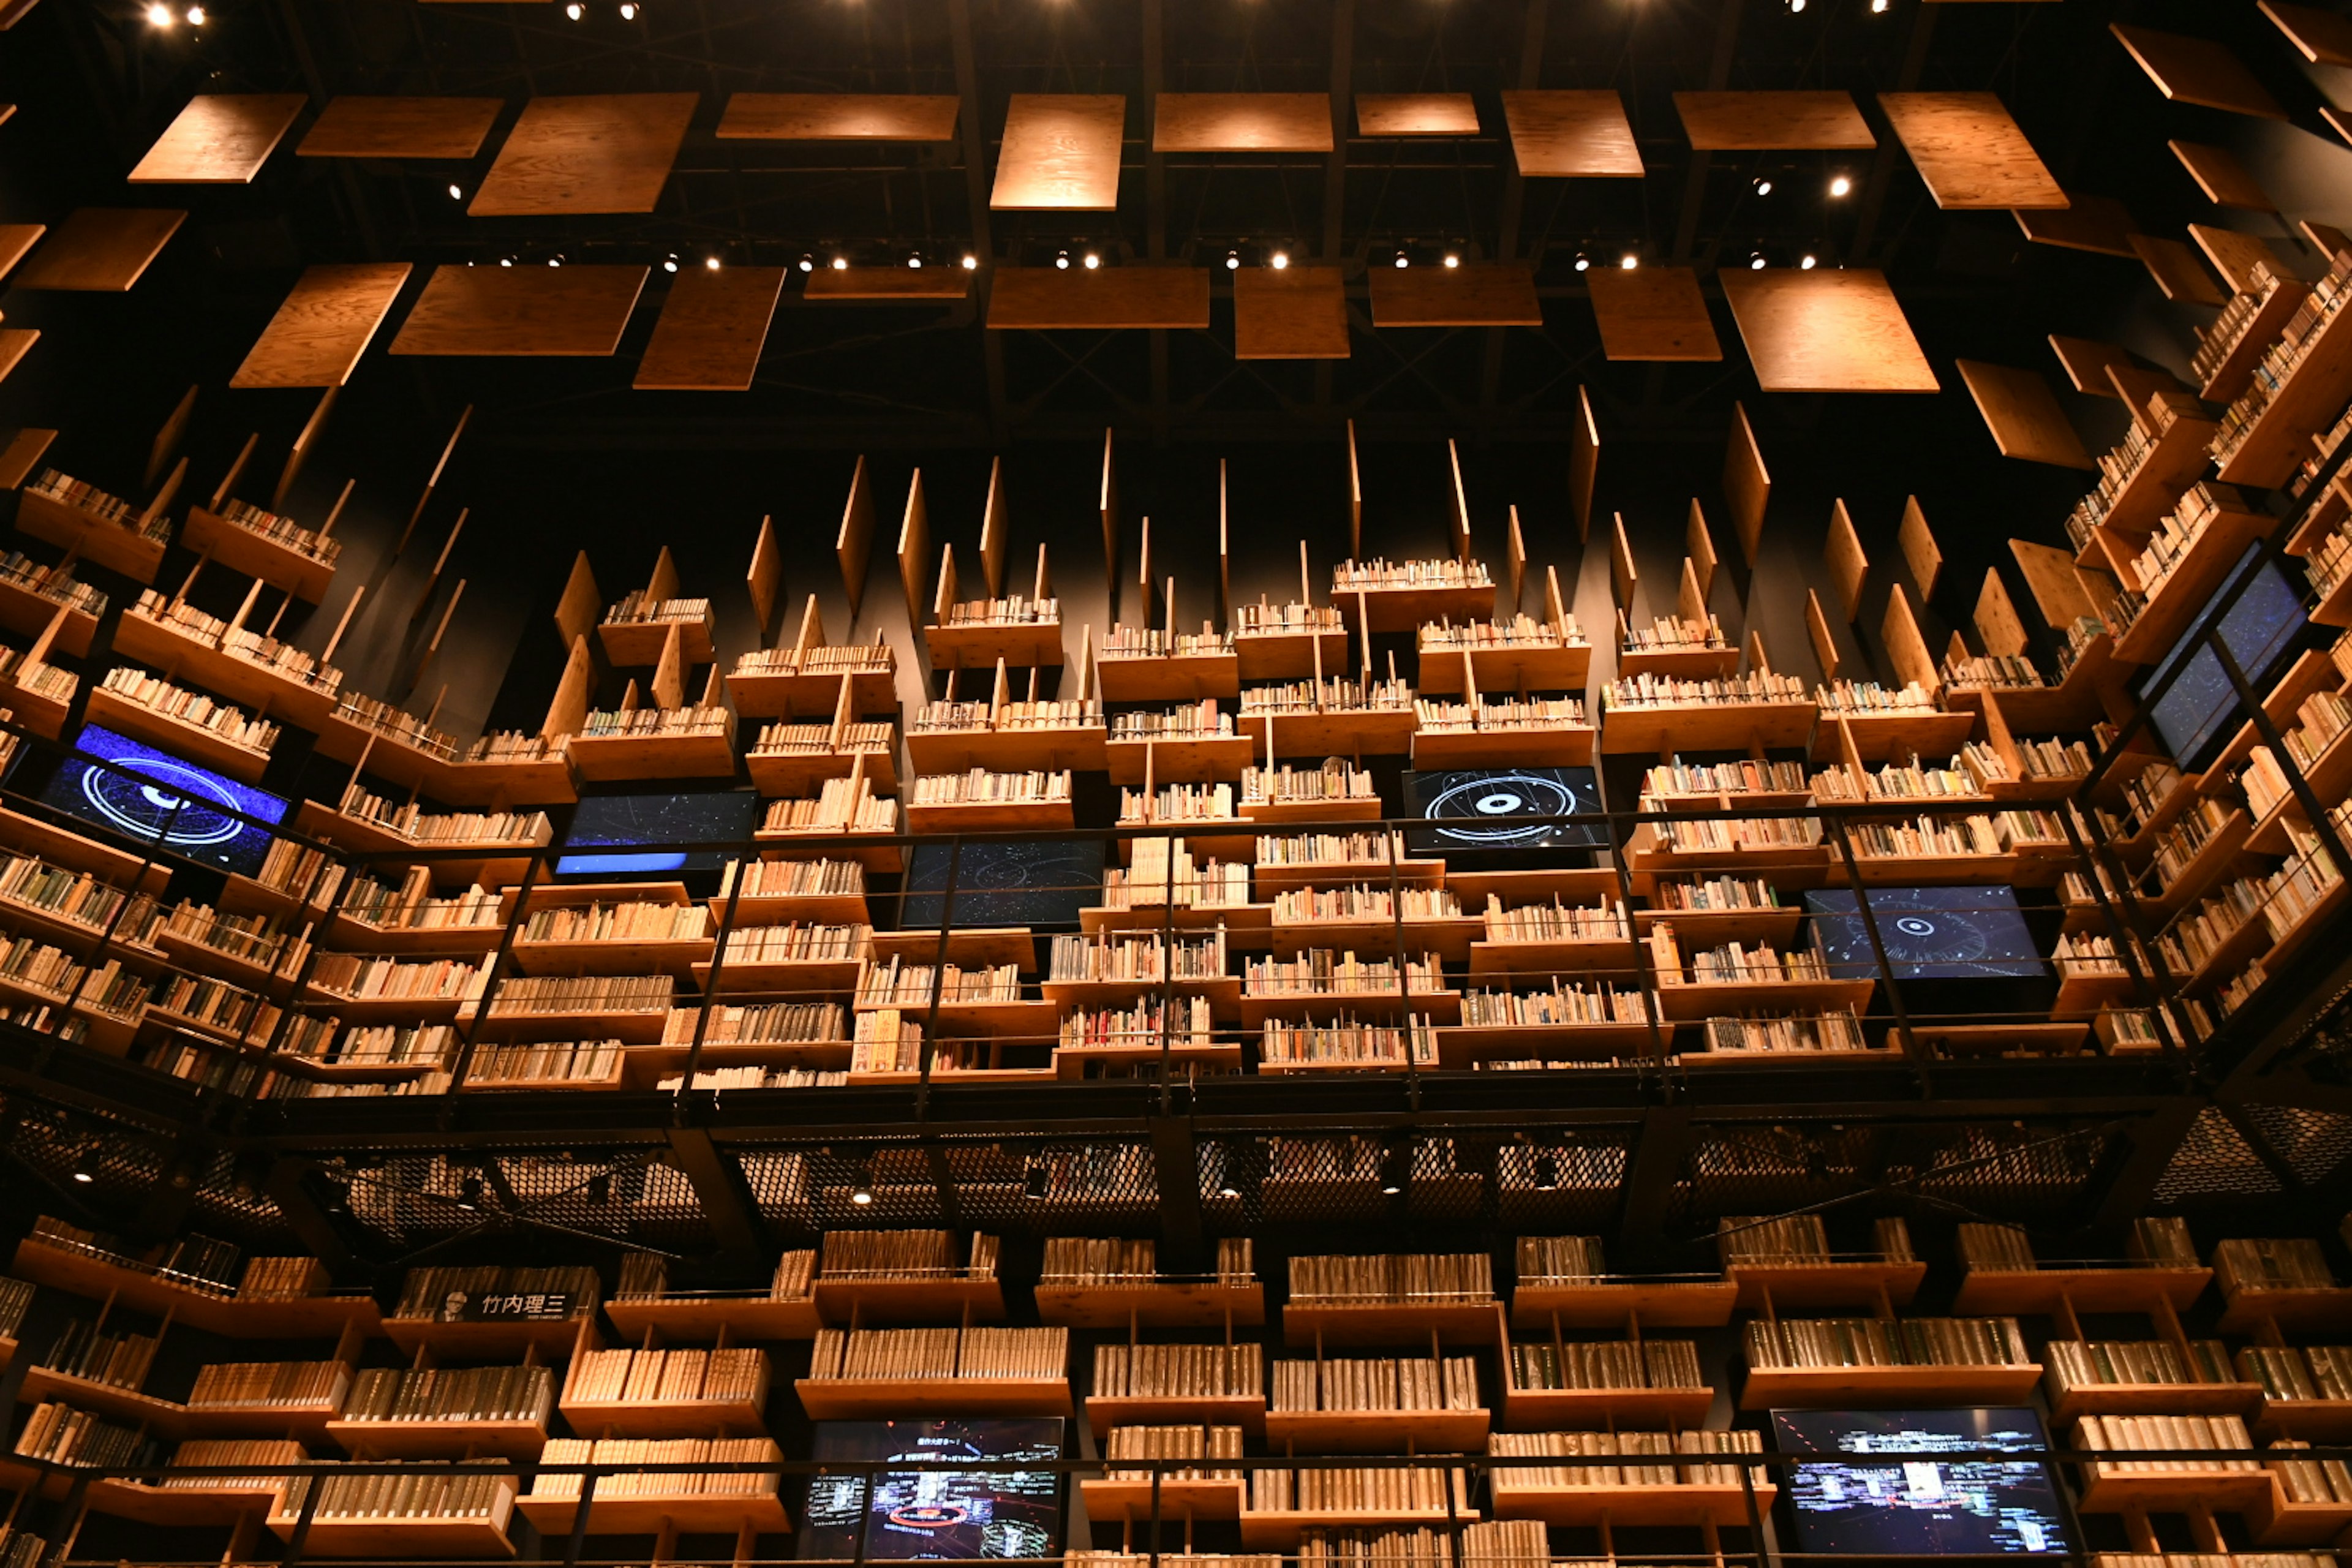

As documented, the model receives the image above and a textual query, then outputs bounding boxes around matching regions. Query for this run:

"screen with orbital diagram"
[900,839,1106,929]
[555,790,758,875]
[2139,548,2307,769]
[37,723,288,876]
[800,1419,1064,1561]
[1804,887,2046,980]
[1401,766,1607,856]
[1773,1407,2070,1556]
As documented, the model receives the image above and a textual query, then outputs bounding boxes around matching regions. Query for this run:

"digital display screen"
[902,840,1104,929]
[800,1419,1063,1561]
[1402,767,1606,855]
[556,790,757,875]
[39,723,288,876]
[1773,1408,2069,1556]
[1804,887,2045,980]
[2141,549,2307,768]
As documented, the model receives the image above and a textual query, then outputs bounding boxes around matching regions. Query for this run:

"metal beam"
[666,1126,767,1265]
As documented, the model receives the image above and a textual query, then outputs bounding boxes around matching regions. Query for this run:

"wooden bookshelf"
[1952,1264,2212,1315]
[1261,1406,1491,1453]
[1032,1278,1265,1328]
[290,800,545,889]
[1272,911,1482,962]
[745,738,899,797]
[265,1504,518,1559]
[1499,1376,1715,1430]
[1741,1359,2043,1410]
[1241,984,1461,1027]
[2255,1395,2352,1443]
[928,620,1065,670]
[86,1473,288,1526]
[1078,1475,1246,1521]
[2218,1285,2352,1334]
[1238,1501,1482,1548]
[809,1273,1005,1325]
[1106,731,1257,785]
[1618,644,1741,680]
[10,1235,382,1337]
[17,486,168,582]
[382,1314,592,1360]
[1510,1280,1738,1330]
[557,1384,768,1438]
[1414,638,1589,696]
[1489,1476,1771,1528]
[1812,707,1977,764]
[2218,298,2352,488]
[516,1488,790,1536]
[2203,277,2311,402]
[2245,1480,2352,1547]
[1251,706,1419,759]
[17,1363,195,1438]
[84,682,273,784]
[904,795,1077,834]
[1280,1298,1502,1348]
[1630,904,1806,948]
[1409,720,1596,770]
[1466,931,1640,979]
[1600,696,1817,755]
[1727,1259,1927,1309]
[2109,500,2272,665]
[1097,646,1243,702]
[1085,1390,1268,1436]
[2072,1463,2271,1515]
[2082,418,2222,556]
[1655,973,1873,1020]
[1235,793,1385,826]
[565,723,737,783]
[1235,625,1351,681]
[796,1373,1071,1418]
[1435,1018,1655,1066]
[0,568,98,660]
[325,1412,549,1460]
[2047,1376,2263,1425]
[181,503,337,602]
[1337,579,1495,633]
[1251,854,1445,894]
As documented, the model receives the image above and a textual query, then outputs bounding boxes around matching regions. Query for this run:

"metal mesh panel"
[1682,1124,1874,1217]
[2154,1107,2284,1200]
[1915,1124,2113,1215]
[737,1144,945,1235]
[2239,1104,2352,1187]
[944,1141,1158,1231]
[1494,1138,1629,1228]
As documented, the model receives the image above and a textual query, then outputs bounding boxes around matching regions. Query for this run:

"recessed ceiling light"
[662,255,678,273]
[184,5,205,23]
[799,255,813,273]
[564,2,582,17]
[1056,251,1070,270]
[618,1,636,15]
[448,183,463,201]
[1829,173,1853,197]
[1225,251,1240,270]
[547,257,562,267]
[1573,252,1590,272]
[1750,252,1767,270]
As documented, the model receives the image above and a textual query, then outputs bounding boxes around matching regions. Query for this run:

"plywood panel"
[898,470,930,627]
[12,208,186,292]
[2168,140,2275,212]
[634,265,785,390]
[992,94,1125,211]
[2011,539,2099,627]
[1720,268,1939,394]
[2306,219,2351,258]
[2262,0,2352,65]
[1587,266,1721,361]
[1356,93,1477,136]
[1724,403,1769,567]
[2110,24,2286,119]
[748,517,782,635]
[838,456,875,619]
[2188,224,2284,295]
[716,92,959,141]
[2048,335,2133,396]
[1899,497,1942,602]
[128,94,305,184]
[388,264,648,356]
[0,330,36,386]
[1826,500,1867,621]
[1876,92,2064,209]
[2128,233,2226,306]
[1367,265,1542,327]
[987,267,1209,330]
[2107,364,2185,422]
[1882,584,1938,694]
[1570,387,1597,543]
[1673,91,1874,150]
[300,97,503,160]
[1234,266,1349,359]
[2014,194,2137,257]
[1499,91,1643,177]
[1687,500,1718,599]
[1610,514,1638,611]
[1153,93,1331,153]
[469,93,698,216]
[1975,568,2028,658]
[0,225,43,285]
[1806,591,1839,680]
[0,428,56,491]
[1956,360,2094,469]
[803,266,971,301]
[230,263,413,388]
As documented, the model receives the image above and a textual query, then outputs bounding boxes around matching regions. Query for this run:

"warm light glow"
[1270,251,1289,270]
[705,256,721,270]
[1056,252,1070,270]
[144,2,172,24]
[799,256,814,273]
[548,257,562,267]
[448,183,463,200]
[1573,254,1590,273]
[1750,253,1766,270]
[564,2,582,17]
[1754,178,1773,195]
[499,258,513,267]
[908,255,922,268]
[1083,251,1101,269]
[1394,254,1409,268]
[962,254,978,270]
[184,6,205,23]
[1225,252,1240,270]
[831,256,848,270]
[1800,254,1818,270]
[1619,253,1638,270]
[1829,173,1852,197]
[1443,253,1460,268]
[662,257,678,273]
[618,1,636,15]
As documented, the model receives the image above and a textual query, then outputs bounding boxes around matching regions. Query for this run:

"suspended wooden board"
[987,267,1209,330]
[1975,568,2028,657]
[230,262,414,388]
[992,94,1125,211]
[1806,590,1839,679]
[2261,0,2352,65]
[1673,91,1874,149]
[469,93,698,216]
[0,225,42,285]
[2108,364,2186,427]
[389,264,649,356]
[635,265,785,391]
[0,330,36,386]
[1724,403,1769,567]
[0,428,56,491]
[1687,501,1719,598]
[300,97,503,160]
[2168,141,2275,212]
[1570,387,1598,543]
[2109,24,2286,119]
[1899,498,1942,601]
[1586,266,1721,361]
[1367,265,1541,327]
[1499,91,1643,177]
[2305,219,2351,257]
[1719,268,1939,394]
[803,267,971,301]
[128,94,306,183]
[2188,224,2285,295]
[1956,360,2094,469]
[1876,92,2064,209]
[1233,266,1349,359]
[2128,234,2225,305]
[1153,93,1331,153]
[837,456,874,619]
[2048,335,2134,396]
[1356,94,1477,136]
[1826,500,1868,622]
[716,93,959,141]
[2014,194,2137,257]
[10,208,186,291]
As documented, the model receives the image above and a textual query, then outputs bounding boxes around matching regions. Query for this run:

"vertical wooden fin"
[837,454,875,619]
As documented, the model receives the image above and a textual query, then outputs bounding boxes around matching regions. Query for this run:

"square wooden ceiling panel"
[2128,233,2225,304]
[1153,93,1332,153]
[802,266,973,300]
[634,266,786,391]
[2188,224,2286,295]
[1499,91,1643,177]
[1355,94,1478,137]
[469,94,698,216]
[127,94,306,184]
[2110,24,2287,119]
[299,97,504,160]
[992,95,1126,211]
[987,267,1209,330]
[1368,265,1542,327]
[2013,192,2137,256]
[389,264,649,355]
[1586,267,1722,361]
[2168,141,2275,212]
[2261,0,2352,64]
[716,93,959,141]
[1720,269,1939,393]
[1673,91,1874,149]
[1956,360,2093,469]
[1233,267,1349,359]
[2047,334,2134,396]
[1876,92,2064,209]
[10,209,186,291]
[0,226,42,285]
[230,263,413,388]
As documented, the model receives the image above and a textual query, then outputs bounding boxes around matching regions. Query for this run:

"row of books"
[98,666,280,752]
[1058,999,1214,1050]
[664,1001,844,1045]
[2045,1339,2234,1392]
[342,1364,556,1424]
[1506,1339,1703,1390]
[805,1326,1068,1379]
[1490,1428,1763,1487]
[818,1229,998,1280]
[1268,1355,1480,1412]
[2075,1412,2262,1473]
[567,1347,769,1405]
[1247,1465,1469,1512]
[1240,677,1414,716]
[1458,982,1648,1029]
[1718,1215,1915,1266]
[1261,1019,1438,1066]
[281,1465,515,1521]
[615,1249,815,1303]
[1333,558,1493,590]
[1040,1237,1253,1284]
[1645,758,1809,798]
[908,769,1072,805]
[187,1358,352,1410]
[217,498,341,565]
[1743,1316,2031,1370]
[1606,672,1806,709]
[1091,1343,1263,1397]
[14,1401,150,1467]
[718,922,871,965]
[39,1317,161,1391]
[1287,1253,1493,1305]
[521,901,710,944]
[526,1437,780,1498]
[2241,1344,2352,1401]
[482,974,672,1017]
[1106,1422,1243,1478]
[2215,1237,2339,1294]
[330,785,550,847]
[1049,931,1227,984]
[390,1266,599,1321]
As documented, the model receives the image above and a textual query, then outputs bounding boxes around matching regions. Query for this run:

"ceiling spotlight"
[799,254,814,273]
[1789,0,1806,12]
[69,1145,95,1185]
[1573,252,1591,273]
[184,5,205,23]
[144,2,172,23]
[848,1161,875,1206]
[1216,1177,1241,1199]
[662,254,678,273]
[1226,251,1240,270]
[907,254,922,268]
[448,183,463,201]
[1055,251,1070,270]
[564,1,582,17]
[961,254,978,270]
[547,257,562,267]
[1800,253,1819,270]
[1082,251,1101,270]
[586,1172,611,1205]
[1442,252,1461,269]
[1750,252,1767,270]
[1393,253,1409,268]
[696,255,715,271]
[1022,1159,1049,1201]
[1270,251,1289,270]
[1754,177,1773,195]
[1829,173,1853,198]
[498,258,512,268]
[831,256,848,270]
[1619,252,1639,270]
[1378,1140,1412,1197]
[458,1172,484,1210]
[1532,1153,1561,1191]
[618,1,636,15]
[1872,0,1888,12]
